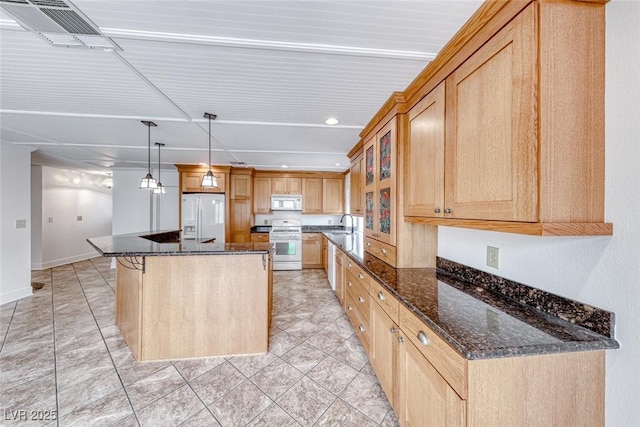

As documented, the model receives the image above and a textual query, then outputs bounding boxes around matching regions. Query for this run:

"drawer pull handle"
[377,292,385,301]
[348,262,352,267]
[358,296,365,303]
[358,273,364,279]
[348,281,353,287]
[367,242,371,247]
[390,327,397,334]
[381,248,387,254]
[347,304,353,311]
[417,331,429,346]
[359,325,365,332]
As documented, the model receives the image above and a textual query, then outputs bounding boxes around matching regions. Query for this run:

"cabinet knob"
[348,281,353,287]
[347,304,353,311]
[359,324,365,332]
[398,336,404,344]
[358,273,364,279]
[358,296,365,303]
[348,262,352,267]
[444,208,452,214]
[417,331,429,346]
[366,242,371,247]
[435,208,441,214]
[381,248,387,254]
[378,292,385,301]
[390,327,397,334]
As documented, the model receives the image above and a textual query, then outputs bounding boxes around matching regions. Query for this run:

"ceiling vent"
[0,0,121,50]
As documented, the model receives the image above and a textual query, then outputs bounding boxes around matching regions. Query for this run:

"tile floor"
[0,258,399,427]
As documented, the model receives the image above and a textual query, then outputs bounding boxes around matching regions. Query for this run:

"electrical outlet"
[77,215,83,221]
[263,220,268,225]
[48,217,54,223]
[486,246,499,268]
[328,219,332,224]
[15,219,27,229]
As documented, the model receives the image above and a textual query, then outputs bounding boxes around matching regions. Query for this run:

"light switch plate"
[486,246,499,269]
[15,219,27,229]
[77,216,83,221]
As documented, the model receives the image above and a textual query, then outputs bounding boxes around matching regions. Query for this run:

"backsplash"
[436,257,615,338]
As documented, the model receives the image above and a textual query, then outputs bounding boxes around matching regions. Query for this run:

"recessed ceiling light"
[325,117,340,125]
[335,163,340,166]
[281,165,288,168]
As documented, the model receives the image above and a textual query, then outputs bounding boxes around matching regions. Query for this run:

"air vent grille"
[40,8,98,34]
[230,161,248,166]
[1,3,64,32]
[29,0,68,7]
[0,0,30,5]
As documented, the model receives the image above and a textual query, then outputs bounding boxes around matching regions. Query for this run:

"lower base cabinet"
[397,332,465,427]
[332,245,606,427]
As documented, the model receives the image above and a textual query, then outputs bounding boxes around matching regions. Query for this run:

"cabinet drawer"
[365,237,397,267]
[369,279,399,324]
[302,233,321,241]
[399,303,467,399]
[345,271,370,319]
[250,233,269,243]
[345,291,371,353]
[345,258,370,291]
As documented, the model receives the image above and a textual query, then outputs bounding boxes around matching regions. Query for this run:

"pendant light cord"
[147,124,151,174]
[208,115,212,171]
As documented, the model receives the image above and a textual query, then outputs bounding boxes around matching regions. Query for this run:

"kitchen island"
[88,230,273,361]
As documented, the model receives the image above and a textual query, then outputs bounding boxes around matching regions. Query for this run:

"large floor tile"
[340,373,391,424]
[208,380,272,426]
[276,376,336,426]
[125,365,187,412]
[135,384,205,427]
[306,356,359,395]
[315,399,379,427]
[190,361,246,406]
[250,358,304,399]
[280,342,328,374]
[246,403,301,427]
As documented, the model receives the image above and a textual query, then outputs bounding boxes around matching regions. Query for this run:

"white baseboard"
[31,252,99,270]
[0,286,33,305]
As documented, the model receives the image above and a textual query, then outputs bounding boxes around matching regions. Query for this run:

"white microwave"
[271,195,302,211]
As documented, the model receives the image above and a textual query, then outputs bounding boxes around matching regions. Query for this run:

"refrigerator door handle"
[197,197,201,240]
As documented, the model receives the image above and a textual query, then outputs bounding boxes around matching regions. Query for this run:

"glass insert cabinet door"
[366,145,375,186]
[379,130,392,181]
[379,187,391,235]
[365,191,374,231]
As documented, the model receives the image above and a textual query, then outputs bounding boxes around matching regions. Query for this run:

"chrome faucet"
[340,213,355,234]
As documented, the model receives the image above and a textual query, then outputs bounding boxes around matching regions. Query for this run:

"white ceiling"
[0,0,483,173]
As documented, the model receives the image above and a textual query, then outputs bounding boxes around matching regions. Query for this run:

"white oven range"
[269,218,302,270]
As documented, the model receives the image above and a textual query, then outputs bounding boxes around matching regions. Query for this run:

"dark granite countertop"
[322,232,619,360]
[87,230,273,257]
[250,225,350,233]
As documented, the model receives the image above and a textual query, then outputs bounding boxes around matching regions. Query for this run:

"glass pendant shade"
[140,120,158,190]
[140,173,157,189]
[153,183,166,194]
[201,170,218,187]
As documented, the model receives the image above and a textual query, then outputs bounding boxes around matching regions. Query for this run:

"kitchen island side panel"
[140,254,269,361]
[115,257,143,359]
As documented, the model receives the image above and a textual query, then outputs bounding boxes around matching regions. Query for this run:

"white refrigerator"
[182,194,225,242]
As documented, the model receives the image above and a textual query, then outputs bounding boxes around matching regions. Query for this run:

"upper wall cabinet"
[402,1,611,236]
[272,177,302,195]
[349,151,364,216]
[322,178,344,214]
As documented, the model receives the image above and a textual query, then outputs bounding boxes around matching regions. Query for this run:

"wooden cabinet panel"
[405,82,445,218]
[231,174,251,199]
[182,172,225,193]
[370,300,399,411]
[398,333,466,427]
[335,250,345,306]
[230,199,251,243]
[302,233,322,268]
[322,235,328,272]
[322,178,344,214]
[302,178,323,214]
[250,233,269,243]
[350,153,363,215]
[445,5,537,222]
[253,177,271,214]
[345,291,371,354]
[273,177,301,194]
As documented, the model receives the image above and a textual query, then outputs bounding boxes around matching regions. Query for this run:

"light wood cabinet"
[253,177,271,214]
[181,171,225,193]
[322,235,328,273]
[364,118,397,246]
[250,232,269,243]
[334,250,345,306]
[272,177,302,195]
[302,233,322,269]
[401,1,610,236]
[322,178,344,214]
[349,152,364,215]
[397,332,466,427]
[302,178,323,214]
[370,299,399,411]
[230,174,252,199]
[230,199,251,243]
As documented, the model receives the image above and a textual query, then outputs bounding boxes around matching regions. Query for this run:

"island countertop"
[87,230,273,257]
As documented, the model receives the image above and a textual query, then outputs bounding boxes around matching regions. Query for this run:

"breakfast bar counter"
[88,230,273,362]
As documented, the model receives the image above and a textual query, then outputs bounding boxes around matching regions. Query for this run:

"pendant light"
[140,120,158,190]
[201,112,218,187]
[103,172,113,189]
[153,142,166,194]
